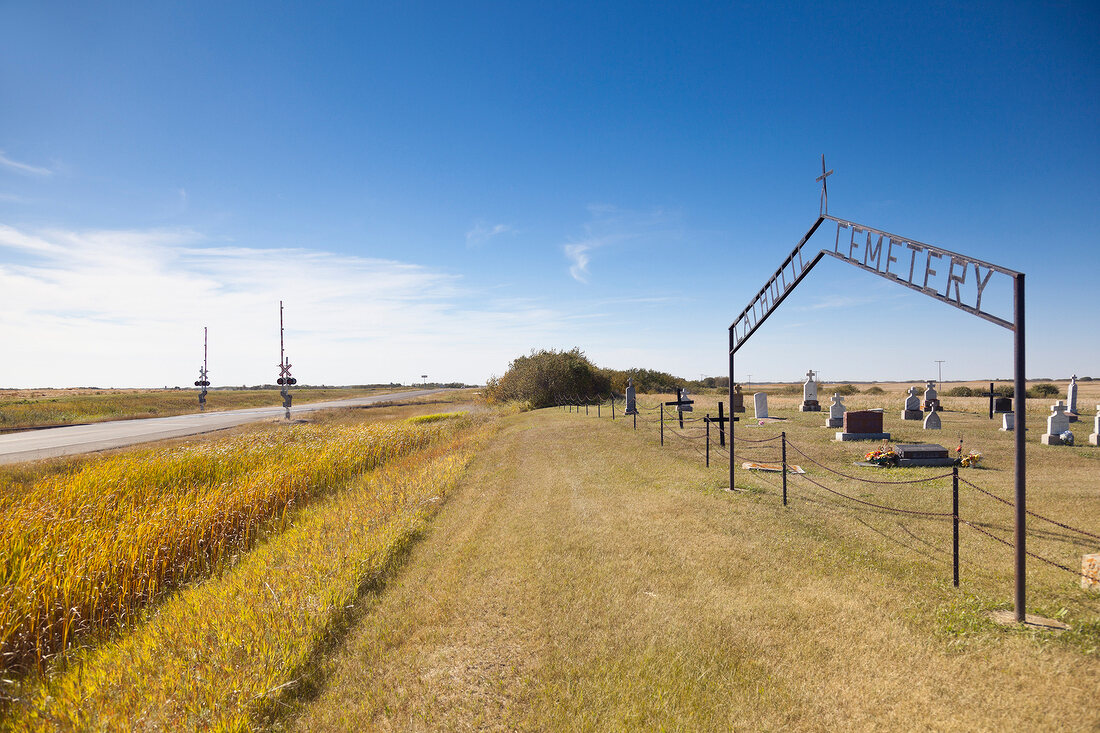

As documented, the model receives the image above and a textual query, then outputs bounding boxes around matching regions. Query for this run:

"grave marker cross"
[979,382,997,420]
[703,401,737,447]
[665,389,695,429]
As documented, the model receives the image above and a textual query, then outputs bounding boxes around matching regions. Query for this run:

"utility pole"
[195,326,210,411]
[935,360,945,388]
[277,301,297,419]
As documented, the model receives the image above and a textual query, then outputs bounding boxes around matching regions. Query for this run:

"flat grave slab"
[894,443,956,467]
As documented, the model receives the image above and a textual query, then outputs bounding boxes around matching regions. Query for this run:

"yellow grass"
[0,417,455,675]
[291,404,1099,730]
[0,386,418,430]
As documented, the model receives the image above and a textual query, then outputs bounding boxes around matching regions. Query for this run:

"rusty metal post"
[953,466,960,588]
[706,414,710,467]
[660,404,664,446]
[781,431,788,506]
[1013,273,1026,622]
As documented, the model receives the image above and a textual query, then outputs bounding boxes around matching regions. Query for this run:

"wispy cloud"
[562,204,681,283]
[564,243,591,282]
[0,151,53,177]
[465,220,514,247]
[0,223,589,387]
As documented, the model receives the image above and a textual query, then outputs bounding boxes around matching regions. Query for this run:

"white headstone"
[753,392,768,419]
[905,387,920,412]
[923,408,941,430]
[1047,401,1070,436]
[1067,375,1078,414]
[804,369,818,403]
[1001,412,1015,431]
[825,392,845,427]
[1090,405,1099,446]
[924,380,938,403]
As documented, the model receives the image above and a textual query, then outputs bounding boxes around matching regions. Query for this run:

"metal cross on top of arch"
[727,159,1029,623]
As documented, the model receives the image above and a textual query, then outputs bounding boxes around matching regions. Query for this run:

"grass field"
[1,384,1097,729]
[290,391,1098,730]
[0,386,420,431]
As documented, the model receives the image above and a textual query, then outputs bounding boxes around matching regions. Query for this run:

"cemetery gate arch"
[728,161,1029,621]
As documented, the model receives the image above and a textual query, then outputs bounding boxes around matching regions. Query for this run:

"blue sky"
[1,2,1097,387]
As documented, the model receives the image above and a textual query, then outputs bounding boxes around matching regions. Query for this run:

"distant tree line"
[482,348,731,409]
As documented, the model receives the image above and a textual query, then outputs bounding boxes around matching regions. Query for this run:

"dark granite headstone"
[993,396,1012,414]
[844,410,883,434]
[893,443,955,467]
[895,443,948,460]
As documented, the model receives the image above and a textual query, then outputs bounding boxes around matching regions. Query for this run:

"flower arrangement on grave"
[864,445,898,467]
[958,451,982,468]
[954,437,982,467]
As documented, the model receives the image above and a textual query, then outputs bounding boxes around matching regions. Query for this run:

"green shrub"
[946,386,974,397]
[1027,383,1059,398]
[831,384,860,395]
[484,348,612,409]
[864,386,885,394]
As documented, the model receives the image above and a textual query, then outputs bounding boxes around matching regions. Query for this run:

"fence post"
[611,394,615,420]
[586,403,589,416]
[706,414,710,467]
[660,405,664,446]
[953,466,960,588]
[781,431,788,506]
[598,401,601,418]
[633,412,636,431]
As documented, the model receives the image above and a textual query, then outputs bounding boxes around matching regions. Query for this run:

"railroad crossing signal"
[277,301,296,419]
[195,326,209,411]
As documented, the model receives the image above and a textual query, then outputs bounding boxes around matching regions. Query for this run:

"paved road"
[0,389,450,464]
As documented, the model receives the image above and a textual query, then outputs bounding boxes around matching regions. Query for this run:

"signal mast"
[195,326,210,410]
[276,301,297,419]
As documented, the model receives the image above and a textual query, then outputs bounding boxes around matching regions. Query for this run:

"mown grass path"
[293,408,1099,730]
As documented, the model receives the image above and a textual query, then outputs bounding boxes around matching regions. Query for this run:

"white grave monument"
[1067,375,1079,422]
[1040,401,1073,445]
[1000,412,1014,432]
[923,380,940,412]
[753,392,769,419]
[923,406,942,430]
[1089,405,1099,447]
[825,393,845,428]
[799,369,821,412]
[902,386,922,420]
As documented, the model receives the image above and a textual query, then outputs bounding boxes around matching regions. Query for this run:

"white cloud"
[465,221,513,246]
[560,204,681,284]
[564,243,591,282]
[0,151,53,177]
[0,223,585,387]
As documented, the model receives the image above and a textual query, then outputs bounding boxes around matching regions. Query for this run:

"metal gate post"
[1013,273,1026,622]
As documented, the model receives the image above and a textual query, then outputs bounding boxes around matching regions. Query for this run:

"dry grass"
[0,386,418,430]
[0,412,461,676]
[291,401,1099,730]
[3,414,495,730]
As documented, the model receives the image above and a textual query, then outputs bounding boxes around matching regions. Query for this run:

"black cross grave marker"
[979,382,997,420]
[703,401,737,446]
[664,388,694,429]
